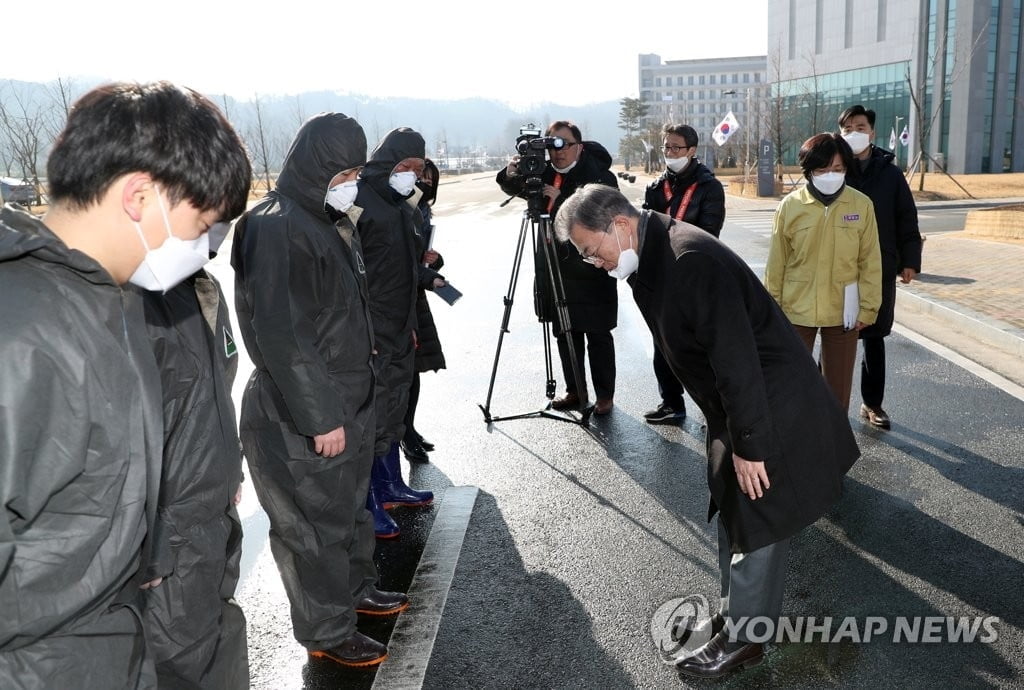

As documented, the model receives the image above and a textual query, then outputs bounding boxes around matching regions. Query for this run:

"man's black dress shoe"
[672,612,725,643]
[675,631,764,678]
[418,437,435,452]
[400,440,429,463]
[860,403,891,429]
[309,631,387,667]
[356,586,410,616]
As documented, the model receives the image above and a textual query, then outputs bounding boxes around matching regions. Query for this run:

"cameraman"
[495,120,619,415]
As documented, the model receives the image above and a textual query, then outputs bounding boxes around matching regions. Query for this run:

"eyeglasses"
[581,231,610,265]
[662,144,693,154]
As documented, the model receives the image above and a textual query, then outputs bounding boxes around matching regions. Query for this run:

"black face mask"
[416,180,436,206]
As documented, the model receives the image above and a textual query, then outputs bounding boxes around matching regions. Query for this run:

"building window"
[755,72,761,83]
[688,75,694,85]
[656,77,662,86]
[743,73,750,83]
[732,74,739,83]
[677,76,685,86]
[699,75,706,85]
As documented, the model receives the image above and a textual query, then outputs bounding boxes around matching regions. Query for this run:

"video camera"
[515,124,565,180]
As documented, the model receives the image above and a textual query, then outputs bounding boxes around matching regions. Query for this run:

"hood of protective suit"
[0,204,114,286]
[360,127,426,188]
[275,112,367,218]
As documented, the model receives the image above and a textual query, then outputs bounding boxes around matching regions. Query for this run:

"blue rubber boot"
[378,442,434,509]
[366,458,400,539]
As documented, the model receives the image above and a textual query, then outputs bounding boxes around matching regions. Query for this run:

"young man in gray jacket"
[0,81,250,689]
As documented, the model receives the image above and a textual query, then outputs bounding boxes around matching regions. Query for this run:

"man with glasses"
[554,184,859,679]
[496,120,620,415]
[641,124,725,425]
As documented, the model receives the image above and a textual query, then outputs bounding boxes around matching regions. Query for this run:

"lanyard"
[663,180,698,221]
[547,173,564,214]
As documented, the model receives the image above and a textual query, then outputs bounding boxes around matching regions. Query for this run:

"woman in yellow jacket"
[765,132,882,411]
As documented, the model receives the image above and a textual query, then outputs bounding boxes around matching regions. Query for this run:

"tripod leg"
[539,214,588,410]
[480,214,531,420]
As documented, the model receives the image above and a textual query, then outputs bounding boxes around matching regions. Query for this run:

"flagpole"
[894,116,903,170]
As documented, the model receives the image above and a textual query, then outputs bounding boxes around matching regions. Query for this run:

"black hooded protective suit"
[231,113,378,650]
[0,205,162,689]
[140,271,248,689]
[354,127,425,454]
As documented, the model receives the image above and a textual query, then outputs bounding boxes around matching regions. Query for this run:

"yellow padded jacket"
[765,184,882,327]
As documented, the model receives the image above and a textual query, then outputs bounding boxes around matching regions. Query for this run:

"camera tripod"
[479,194,592,427]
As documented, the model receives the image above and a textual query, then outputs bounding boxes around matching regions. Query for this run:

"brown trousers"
[793,324,859,412]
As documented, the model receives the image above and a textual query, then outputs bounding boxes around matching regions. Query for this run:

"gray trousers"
[717,518,790,643]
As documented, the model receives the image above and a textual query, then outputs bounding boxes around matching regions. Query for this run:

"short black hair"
[546,120,582,144]
[663,123,698,147]
[798,133,856,176]
[420,158,439,206]
[837,104,876,129]
[47,81,252,221]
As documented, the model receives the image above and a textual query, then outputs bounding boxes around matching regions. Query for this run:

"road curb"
[895,288,1024,359]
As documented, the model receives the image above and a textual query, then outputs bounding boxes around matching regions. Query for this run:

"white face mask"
[389,171,418,196]
[128,187,210,292]
[665,155,690,173]
[842,131,870,155]
[551,159,578,175]
[606,226,639,280]
[810,171,846,196]
[326,179,359,213]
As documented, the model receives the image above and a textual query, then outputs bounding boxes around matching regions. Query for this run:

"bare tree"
[245,93,278,195]
[0,81,49,204]
[764,43,805,182]
[904,21,987,193]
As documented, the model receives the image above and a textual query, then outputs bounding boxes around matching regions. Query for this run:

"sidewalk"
[725,184,1024,386]
[895,228,1024,383]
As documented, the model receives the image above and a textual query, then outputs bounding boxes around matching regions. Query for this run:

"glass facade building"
[769,0,1024,173]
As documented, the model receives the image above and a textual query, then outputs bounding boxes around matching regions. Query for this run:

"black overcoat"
[845,146,922,337]
[628,212,860,553]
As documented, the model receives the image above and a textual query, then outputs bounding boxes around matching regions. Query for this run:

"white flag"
[712,111,740,146]
[889,128,897,150]
[900,125,909,147]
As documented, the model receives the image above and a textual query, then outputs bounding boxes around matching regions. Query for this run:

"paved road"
[210,172,1023,689]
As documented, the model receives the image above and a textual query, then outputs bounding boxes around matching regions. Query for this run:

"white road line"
[893,323,1024,402]
[371,486,479,690]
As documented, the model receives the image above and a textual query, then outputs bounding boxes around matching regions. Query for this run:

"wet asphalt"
[208,173,1023,689]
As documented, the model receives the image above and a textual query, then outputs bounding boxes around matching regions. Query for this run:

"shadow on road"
[424,491,633,688]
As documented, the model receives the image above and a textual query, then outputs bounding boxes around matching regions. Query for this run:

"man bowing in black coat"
[554,184,861,679]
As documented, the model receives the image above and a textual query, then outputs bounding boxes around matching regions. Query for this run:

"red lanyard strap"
[546,173,564,214]
[663,180,698,221]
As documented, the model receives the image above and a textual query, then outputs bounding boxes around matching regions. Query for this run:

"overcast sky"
[5,1,768,108]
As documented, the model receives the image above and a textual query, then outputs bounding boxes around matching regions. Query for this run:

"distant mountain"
[0,78,625,176]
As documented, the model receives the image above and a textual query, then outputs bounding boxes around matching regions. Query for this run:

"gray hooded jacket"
[0,204,162,689]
